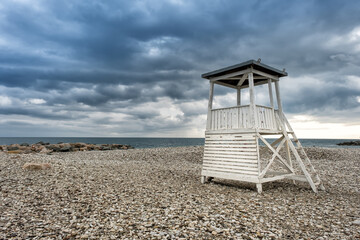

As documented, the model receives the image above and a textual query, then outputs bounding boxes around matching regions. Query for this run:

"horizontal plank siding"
[205,144,257,148]
[205,140,255,144]
[202,133,260,178]
[203,160,258,167]
[201,167,258,176]
[202,170,260,183]
[206,134,256,140]
[204,153,257,158]
[202,163,258,172]
[204,147,257,152]
[204,154,258,160]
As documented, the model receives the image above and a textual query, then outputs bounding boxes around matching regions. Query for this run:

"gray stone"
[352,219,360,225]
[7,145,19,151]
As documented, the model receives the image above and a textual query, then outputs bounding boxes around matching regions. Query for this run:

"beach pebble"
[352,219,360,225]
[22,162,51,170]
[0,146,359,239]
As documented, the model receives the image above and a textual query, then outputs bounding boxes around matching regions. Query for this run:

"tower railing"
[209,105,280,131]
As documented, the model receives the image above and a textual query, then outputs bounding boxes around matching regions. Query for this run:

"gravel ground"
[0,146,359,239]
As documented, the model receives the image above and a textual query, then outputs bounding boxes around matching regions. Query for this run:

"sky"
[0,0,359,138]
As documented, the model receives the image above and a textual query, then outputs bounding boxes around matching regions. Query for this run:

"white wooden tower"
[200,59,324,193]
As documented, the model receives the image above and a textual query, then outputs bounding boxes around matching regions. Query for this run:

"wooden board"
[204,154,258,161]
[201,170,260,183]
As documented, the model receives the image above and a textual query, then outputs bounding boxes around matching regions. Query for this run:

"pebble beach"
[0,146,359,239]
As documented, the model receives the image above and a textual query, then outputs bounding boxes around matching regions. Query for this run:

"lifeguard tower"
[200,59,324,193]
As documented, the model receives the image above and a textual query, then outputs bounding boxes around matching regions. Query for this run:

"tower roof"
[202,60,287,89]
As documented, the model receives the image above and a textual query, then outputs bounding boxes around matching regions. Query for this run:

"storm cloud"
[0,0,359,137]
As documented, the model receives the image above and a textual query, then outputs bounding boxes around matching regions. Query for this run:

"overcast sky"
[0,0,359,138]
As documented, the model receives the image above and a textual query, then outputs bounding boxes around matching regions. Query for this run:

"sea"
[0,137,358,149]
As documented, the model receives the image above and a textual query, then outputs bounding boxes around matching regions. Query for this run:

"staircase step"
[288,175,307,182]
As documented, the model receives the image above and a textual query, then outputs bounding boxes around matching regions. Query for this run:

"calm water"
[0,137,358,149]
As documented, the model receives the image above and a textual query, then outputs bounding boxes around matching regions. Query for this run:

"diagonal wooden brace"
[258,134,295,177]
[259,136,292,178]
[270,136,284,148]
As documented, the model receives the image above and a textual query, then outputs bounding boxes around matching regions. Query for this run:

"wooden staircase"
[276,112,325,192]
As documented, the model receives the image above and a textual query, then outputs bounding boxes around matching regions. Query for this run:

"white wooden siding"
[202,133,259,177]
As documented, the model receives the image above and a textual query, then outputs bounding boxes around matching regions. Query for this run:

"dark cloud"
[0,107,87,120]
[285,86,360,114]
[0,0,359,136]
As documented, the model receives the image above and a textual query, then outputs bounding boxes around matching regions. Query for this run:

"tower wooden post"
[275,80,283,118]
[249,72,257,129]
[237,88,241,106]
[206,82,214,130]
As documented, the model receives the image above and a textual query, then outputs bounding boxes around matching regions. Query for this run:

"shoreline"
[1,146,359,239]
[0,142,134,154]
[0,137,360,149]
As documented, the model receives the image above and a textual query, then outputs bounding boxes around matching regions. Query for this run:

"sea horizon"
[0,137,358,149]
